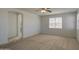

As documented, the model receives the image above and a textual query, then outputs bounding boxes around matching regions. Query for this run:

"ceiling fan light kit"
[41,9,46,13]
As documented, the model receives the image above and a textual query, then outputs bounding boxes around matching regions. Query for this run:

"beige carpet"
[1,34,79,50]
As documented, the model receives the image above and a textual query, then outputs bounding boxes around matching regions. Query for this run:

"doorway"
[8,12,23,42]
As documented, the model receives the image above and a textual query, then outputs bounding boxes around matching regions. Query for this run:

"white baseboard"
[8,37,21,43]
[23,33,40,39]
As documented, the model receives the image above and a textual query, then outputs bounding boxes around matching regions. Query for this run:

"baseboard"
[8,37,21,42]
[0,41,9,47]
[40,33,76,39]
[23,33,40,39]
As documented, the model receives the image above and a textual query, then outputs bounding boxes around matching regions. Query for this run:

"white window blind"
[49,17,62,29]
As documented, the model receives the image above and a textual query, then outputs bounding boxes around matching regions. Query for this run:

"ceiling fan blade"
[46,10,52,13]
[35,8,52,13]
[47,8,51,9]
[41,8,45,10]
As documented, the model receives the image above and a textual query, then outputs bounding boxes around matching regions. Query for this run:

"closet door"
[8,12,18,38]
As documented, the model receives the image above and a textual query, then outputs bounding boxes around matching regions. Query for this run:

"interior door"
[8,12,18,38]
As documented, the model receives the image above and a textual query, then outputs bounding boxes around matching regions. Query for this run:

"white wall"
[0,8,40,44]
[0,9,8,44]
[41,12,76,38]
[77,10,79,41]
[23,13,40,38]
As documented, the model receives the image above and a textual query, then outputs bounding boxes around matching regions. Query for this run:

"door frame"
[8,11,23,42]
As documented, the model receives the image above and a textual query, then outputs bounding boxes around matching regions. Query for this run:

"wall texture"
[0,8,40,44]
[41,12,76,38]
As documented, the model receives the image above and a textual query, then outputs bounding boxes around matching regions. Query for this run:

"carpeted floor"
[1,34,79,50]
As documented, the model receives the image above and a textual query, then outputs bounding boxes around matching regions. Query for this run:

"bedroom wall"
[23,11,40,38]
[0,9,8,44]
[41,12,76,38]
[77,10,79,41]
[0,8,40,44]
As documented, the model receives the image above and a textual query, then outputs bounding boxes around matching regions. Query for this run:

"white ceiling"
[18,8,78,16]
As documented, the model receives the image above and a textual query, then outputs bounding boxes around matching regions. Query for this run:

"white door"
[8,12,17,38]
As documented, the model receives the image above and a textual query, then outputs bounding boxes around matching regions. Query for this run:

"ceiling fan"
[36,8,52,13]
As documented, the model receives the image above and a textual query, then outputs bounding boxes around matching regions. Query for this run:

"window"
[49,17,62,29]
